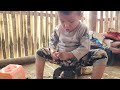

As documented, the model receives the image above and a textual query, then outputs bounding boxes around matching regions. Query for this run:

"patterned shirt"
[49,22,90,60]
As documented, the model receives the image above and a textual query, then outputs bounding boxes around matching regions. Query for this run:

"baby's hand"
[51,52,59,61]
[58,52,74,60]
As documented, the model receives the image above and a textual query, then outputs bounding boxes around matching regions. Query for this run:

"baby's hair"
[58,11,82,15]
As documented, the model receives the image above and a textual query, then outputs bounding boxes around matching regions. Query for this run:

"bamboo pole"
[27,11,32,55]
[3,11,10,59]
[110,11,113,29]
[11,11,18,58]
[16,13,21,57]
[99,11,103,33]
[0,13,3,59]
[46,11,49,47]
[2,33,5,59]
[20,11,25,57]
[34,11,38,54]
[0,11,56,18]
[118,11,120,32]
[8,13,14,58]
[89,11,97,31]
[31,13,34,55]
[55,11,58,26]
[24,12,28,56]
[50,11,53,35]
[42,16,45,48]
[115,11,119,32]
[40,11,43,48]
[1,13,6,59]
[105,11,108,32]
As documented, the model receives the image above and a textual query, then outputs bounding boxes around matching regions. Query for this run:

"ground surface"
[23,62,120,79]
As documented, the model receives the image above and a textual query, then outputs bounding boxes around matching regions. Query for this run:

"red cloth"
[104,31,120,41]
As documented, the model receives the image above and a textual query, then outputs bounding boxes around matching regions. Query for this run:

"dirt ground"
[23,62,120,79]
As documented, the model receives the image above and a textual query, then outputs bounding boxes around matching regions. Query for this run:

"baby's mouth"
[66,29,70,32]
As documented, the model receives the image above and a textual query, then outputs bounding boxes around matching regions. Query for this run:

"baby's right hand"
[51,52,59,60]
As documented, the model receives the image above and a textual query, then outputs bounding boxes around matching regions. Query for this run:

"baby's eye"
[70,21,74,23]
[61,21,64,23]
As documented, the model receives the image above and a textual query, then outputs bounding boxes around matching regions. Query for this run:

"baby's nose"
[64,23,70,28]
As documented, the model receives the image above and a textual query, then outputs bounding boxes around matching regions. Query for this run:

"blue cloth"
[90,37,104,50]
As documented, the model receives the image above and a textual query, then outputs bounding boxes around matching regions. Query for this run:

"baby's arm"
[71,29,90,61]
[49,29,59,60]
[111,41,120,47]
[49,29,59,51]
[110,47,120,54]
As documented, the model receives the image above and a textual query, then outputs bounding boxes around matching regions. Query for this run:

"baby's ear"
[81,12,83,17]
[78,12,83,20]
[78,15,83,20]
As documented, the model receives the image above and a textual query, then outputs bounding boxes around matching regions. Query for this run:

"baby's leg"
[90,49,108,79]
[81,49,108,79]
[35,48,52,79]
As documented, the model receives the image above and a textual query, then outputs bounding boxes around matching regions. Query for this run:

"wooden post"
[89,11,97,31]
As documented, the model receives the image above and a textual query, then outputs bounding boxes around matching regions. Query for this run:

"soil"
[22,62,120,79]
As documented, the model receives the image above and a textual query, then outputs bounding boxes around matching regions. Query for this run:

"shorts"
[35,48,108,67]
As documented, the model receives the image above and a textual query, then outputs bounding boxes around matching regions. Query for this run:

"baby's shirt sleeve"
[71,28,90,61]
[49,27,59,50]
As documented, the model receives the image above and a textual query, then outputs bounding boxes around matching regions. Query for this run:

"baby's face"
[58,12,81,32]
